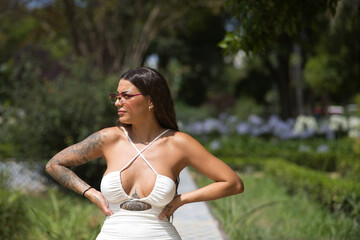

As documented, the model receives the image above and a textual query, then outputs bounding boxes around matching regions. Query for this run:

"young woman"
[46,67,244,239]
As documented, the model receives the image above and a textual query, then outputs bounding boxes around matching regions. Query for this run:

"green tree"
[220,0,340,119]
[149,3,227,107]
[304,0,360,106]
[23,0,203,75]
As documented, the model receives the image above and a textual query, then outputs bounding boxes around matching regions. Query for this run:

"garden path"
[172,167,228,240]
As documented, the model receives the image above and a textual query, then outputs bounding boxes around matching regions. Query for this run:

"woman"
[46,67,244,239]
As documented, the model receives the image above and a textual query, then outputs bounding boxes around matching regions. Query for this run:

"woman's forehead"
[117,79,137,92]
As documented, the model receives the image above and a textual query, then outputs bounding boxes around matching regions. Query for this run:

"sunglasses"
[108,92,143,103]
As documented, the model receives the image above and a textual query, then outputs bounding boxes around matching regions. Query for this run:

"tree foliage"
[304,0,360,103]
[27,0,201,74]
[219,0,359,119]
[219,0,339,54]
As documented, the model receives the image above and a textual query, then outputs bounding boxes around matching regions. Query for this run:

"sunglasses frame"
[108,93,143,103]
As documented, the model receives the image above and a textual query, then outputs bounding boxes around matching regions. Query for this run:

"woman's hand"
[158,194,185,220]
[85,188,114,216]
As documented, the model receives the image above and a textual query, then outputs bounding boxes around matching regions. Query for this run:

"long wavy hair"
[116,67,179,131]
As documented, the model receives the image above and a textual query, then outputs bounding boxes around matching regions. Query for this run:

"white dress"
[96,127,182,240]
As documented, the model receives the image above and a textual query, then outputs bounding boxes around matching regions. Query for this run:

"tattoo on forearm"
[120,189,152,211]
[46,131,107,194]
[164,204,173,214]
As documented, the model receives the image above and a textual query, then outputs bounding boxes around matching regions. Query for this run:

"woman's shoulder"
[167,130,200,148]
[95,126,126,143]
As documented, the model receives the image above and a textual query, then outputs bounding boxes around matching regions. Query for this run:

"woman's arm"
[46,129,113,216]
[159,132,244,219]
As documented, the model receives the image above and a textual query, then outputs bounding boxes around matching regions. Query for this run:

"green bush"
[175,101,216,125]
[0,173,29,239]
[211,135,359,180]
[229,96,264,121]
[193,170,360,240]
[264,159,360,222]
[284,152,337,172]
[3,55,117,160]
[336,157,360,181]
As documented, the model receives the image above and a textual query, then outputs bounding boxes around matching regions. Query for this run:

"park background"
[0,0,359,239]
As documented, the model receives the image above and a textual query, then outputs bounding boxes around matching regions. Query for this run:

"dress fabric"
[96,127,181,240]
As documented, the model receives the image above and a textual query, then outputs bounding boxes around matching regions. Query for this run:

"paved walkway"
[172,167,228,240]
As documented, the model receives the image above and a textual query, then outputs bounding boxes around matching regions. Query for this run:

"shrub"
[4,55,117,161]
[284,152,337,172]
[264,159,360,222]
[336,157,360,181]
[0,173,29,239]
[210,135,358,180]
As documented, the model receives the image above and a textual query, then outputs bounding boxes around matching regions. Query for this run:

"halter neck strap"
[120,127,170,174]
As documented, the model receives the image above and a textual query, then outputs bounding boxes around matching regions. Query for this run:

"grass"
[27,189,105,240]
[192,171,360,240]
[0,188,105,240]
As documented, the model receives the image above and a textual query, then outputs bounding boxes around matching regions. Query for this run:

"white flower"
[329,115,348,131]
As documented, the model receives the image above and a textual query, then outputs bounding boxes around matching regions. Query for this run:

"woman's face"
[115,79,151,124]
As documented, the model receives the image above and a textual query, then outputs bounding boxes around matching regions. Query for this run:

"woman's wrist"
[179,193,190,205]
[83,187,97,198]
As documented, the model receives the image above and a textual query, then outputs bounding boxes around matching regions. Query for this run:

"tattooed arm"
[46,129,113,216]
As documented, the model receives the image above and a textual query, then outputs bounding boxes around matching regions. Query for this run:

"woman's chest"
[102,140,185,178]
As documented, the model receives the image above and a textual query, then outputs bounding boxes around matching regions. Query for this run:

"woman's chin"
[118,117,131,124]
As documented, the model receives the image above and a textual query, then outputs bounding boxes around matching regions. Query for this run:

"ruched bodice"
[96,127,181,240]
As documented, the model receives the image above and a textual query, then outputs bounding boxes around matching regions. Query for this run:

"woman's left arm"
[159,133,244,219]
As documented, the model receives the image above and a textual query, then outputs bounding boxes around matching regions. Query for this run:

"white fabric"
[97,127,181,239]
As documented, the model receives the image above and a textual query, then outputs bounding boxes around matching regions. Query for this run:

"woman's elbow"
[237,180,245,194]
[232,177,244,194]
[45,160,55,175]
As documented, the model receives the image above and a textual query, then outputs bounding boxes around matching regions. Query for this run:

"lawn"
[192,170,360,240]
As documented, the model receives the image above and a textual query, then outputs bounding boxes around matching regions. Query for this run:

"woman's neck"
[128,121,166,144]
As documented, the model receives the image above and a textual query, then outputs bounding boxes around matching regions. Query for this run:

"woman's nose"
[114,98,123,107]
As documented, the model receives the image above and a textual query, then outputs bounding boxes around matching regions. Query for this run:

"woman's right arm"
[46,129,113,216]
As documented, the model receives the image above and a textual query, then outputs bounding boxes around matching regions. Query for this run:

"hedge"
[263,159,360,222]
[219,151,359,181]
[209,135,359,180]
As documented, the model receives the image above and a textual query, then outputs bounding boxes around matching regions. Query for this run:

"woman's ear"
[147,96,153,108]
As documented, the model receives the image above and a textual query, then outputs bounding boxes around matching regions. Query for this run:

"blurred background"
[0,0,359,239]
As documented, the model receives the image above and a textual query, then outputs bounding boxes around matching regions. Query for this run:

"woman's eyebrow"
[116,90,132,94]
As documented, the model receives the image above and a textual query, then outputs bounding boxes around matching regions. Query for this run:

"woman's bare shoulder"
[168,131,200,148]
[96,126,125,144]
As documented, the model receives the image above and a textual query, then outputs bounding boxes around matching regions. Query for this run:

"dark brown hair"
[117,67,179,131]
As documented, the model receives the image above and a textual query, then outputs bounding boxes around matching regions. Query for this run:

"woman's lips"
[118,110,126,116]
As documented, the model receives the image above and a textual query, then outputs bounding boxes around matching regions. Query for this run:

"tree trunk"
[291,43,304,116]
[276,36,294,120]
